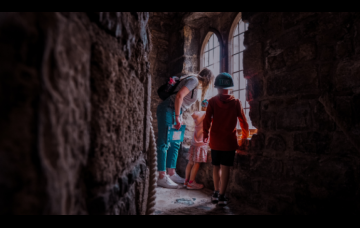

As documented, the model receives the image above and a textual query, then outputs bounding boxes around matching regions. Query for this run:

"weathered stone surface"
[243,42,263,78]
[249,101,260,128]
[266,135,286,153]
[235,12,360,214]
[0,12,151,215]
[266,65,318,96]
[335,60,360,92]
[293,132,332,154]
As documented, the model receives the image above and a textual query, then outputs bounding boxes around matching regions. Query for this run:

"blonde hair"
[197,68,215,101]
[175,68,215,101]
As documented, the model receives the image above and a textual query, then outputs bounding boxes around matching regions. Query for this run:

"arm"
[203,100,213,142]
[238,101,249,139]
[174,86,190,130]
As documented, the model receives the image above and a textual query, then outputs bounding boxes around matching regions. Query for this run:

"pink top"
[191,111,208,147]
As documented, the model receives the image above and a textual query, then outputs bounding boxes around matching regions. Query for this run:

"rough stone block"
[330,131,358,154]
[335,96,353,128]
[266,135,286,153]
[261,111,277,131]
[276,100,312,132]
[283,46,299,67]
[335,60,360,91]
[309,100,335,131]
[352,93,360,126]
[128,164,141,185]
[318,45,336,61]
[176,145,190,177]
[269,28,301,51]
[249,100,260,128]
[247,76,263,101]
[282,12,316,30]
[118,176,129,197]
[299,42,316,60]
[267,52,286,71]
[251,133,265,151]
[336,37,353,58]
[293,132,332,154]
[266,65,318,96]
[243,42,263,78]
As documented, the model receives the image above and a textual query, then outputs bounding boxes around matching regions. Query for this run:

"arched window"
[229,14,255,130]
[200,32,221,100]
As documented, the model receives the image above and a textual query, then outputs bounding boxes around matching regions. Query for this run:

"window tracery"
[230,16,255,130]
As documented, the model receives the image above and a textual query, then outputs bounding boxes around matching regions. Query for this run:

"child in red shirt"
[203,72,249,206]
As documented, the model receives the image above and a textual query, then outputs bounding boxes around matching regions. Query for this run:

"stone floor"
[154,185,269,215]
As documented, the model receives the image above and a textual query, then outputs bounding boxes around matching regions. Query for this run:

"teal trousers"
[156,98,182,171]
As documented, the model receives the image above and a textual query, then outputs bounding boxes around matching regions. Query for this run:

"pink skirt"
[188,145,208,163]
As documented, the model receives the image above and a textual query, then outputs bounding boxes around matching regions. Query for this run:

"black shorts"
[211,150,236,167]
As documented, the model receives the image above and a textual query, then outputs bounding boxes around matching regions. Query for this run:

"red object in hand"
[174,116,182,130]
[169,78,176,85]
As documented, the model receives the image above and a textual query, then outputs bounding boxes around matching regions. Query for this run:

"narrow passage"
[154,186,269,215]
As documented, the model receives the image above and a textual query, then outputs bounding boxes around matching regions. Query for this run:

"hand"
[174,116,182,130]
[237,138,247,149]
[203,137,209,143]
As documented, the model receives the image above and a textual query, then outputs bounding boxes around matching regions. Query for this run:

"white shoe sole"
[170,179,185,184]
[157,182,179,189]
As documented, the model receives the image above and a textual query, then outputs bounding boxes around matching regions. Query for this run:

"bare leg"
[185,162,194,181]
[159,171,166,179]
[213,165,221,192]
[189,163,201,181]
[167,168,175,176]
[219,165,231,195]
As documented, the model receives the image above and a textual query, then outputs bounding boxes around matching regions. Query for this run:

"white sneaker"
[169,172,185,184]
[157,175,179,189]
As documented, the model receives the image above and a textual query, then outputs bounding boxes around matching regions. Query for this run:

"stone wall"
[148,13,178,137]
[226,12,360,214]
[173,12,360,215]
[0,12,151,215]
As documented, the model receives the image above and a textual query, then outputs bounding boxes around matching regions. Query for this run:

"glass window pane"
[209,50,214,65]
[240,34,245,52]
[233,35,239,54]
[240,90,246,110]
[214,46,220,64]
[235,23,239,36]
[205,51,209,67]
[214,62,220,77]
[245,109,252,129]
[239,21,245,34]
[214,35,219,47]
[234,53,239,72]
[232,72,240,99]
[239,52,243,71]
[239,71,246,90]
[209,35,214,49]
